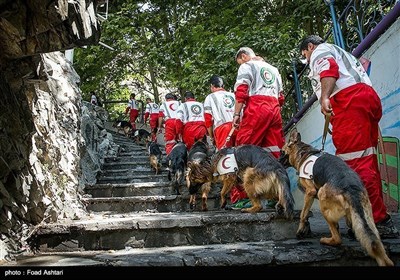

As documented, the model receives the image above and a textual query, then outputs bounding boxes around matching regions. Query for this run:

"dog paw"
[275,203,284,216]
[320,237,341,246]
[220,201,227,209]
[296,221,312,239]
[241,207,259,213]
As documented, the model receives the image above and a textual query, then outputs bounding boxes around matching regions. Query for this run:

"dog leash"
[221,126,236,149]
[321,112,331,152]
[377,125,390,190]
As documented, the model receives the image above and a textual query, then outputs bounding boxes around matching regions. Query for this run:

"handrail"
[353,2,400,58]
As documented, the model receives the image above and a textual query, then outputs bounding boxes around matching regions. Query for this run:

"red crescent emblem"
[303,160,313,175]
[169,103,175,111]
[222,157,230,169]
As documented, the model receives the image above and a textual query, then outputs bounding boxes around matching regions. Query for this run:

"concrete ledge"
[28,211,300,251]
[14,238,400,267]
[83,193,222,212]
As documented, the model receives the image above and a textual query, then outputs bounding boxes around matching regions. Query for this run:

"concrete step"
[27,210,301,252]
[14,212,400,267]
[14,239,400,267]
[103,153,166,164]
[116,146,148,152]
[101,162,168,170]
[98,167,168,176]
[96,173,168,184]
[103,157,151,165]
[85,182,191,197]
[83,190,222,212]
[118,150,166,157]
[104,154,158,166]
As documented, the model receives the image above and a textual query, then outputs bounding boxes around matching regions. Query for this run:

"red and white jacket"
[144,102,160,121]
[204,90,235,129]
[308,43,372,99]
[176,99,205,124]
[234,59,283,104]
[159,100,180,120]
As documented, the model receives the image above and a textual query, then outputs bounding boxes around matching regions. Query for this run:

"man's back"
[177,100,205,124]
[234,60,283,99]
[204,90,235,129]
[160,100,180,120]
[146,102,160,114]
[309,43,372,98]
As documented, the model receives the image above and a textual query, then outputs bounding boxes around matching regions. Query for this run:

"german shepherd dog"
[185,138,213,211]
[113,120,132,137]
[147,141,162,175]
[212,145,294,219]
[167,142,188,195]
[132,128,151,145]
[280,128,393,266]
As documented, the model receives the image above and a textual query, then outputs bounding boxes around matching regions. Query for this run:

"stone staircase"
[12,130,400,267]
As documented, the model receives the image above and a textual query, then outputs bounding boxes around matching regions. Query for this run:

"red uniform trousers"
[149,113,159,131]
[182,122,207,151]
[129,109,139,130]
[236,95,284,159]
[164,119,178,155]
[232,95,284,203]
[214,122,237,150]
[330,83,387,223]
[148,113,159,141]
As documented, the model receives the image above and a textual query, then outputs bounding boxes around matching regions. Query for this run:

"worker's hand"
[233,115,240,128]
[320,97,333,116]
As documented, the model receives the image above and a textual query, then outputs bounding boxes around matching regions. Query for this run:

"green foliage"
[75,0,335,123]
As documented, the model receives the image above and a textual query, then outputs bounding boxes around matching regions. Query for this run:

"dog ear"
[289,128,302,143]
[296,132,301,142]
[289,129,297,142]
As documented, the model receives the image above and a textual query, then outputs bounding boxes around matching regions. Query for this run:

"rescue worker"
[233,47,285,159]
[125,93,139,130]
[204,75,246,206]
[144,97,160,142]
[300,35,398,238]
[176,91,207,151]
[158,93,180,155]
[204,75,237,150]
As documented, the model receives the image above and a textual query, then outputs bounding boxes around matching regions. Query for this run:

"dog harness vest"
[217,153,238,175]
[299,155,319,179]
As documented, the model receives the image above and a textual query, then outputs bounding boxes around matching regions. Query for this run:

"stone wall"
[0,0,101,262]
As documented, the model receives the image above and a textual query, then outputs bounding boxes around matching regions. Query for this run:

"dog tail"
[279,170,295,220]
[170,157,186,195]
[176,157,186,186]
[348,190,393,266]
